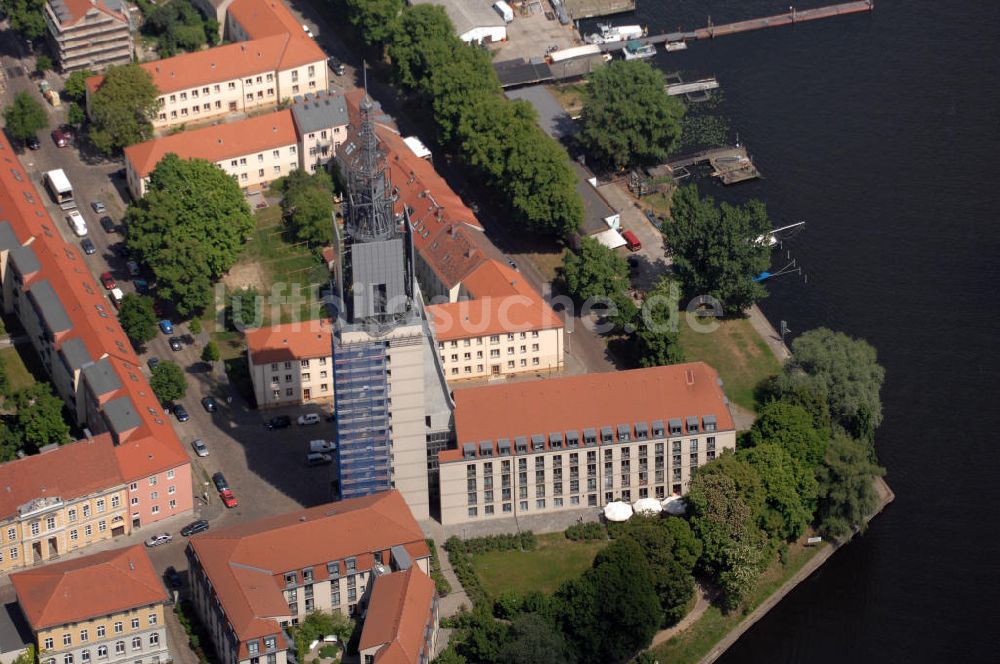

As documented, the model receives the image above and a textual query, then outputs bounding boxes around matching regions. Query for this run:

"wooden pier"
[598,0,873,51]
[665,77,719,97]
[564,0,635,20]
[665,146,761,185]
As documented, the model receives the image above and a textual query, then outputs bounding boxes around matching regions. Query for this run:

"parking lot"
[492,2,580,62]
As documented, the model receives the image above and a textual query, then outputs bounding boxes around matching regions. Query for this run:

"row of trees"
[140,0,220,57]
[1,0,46,42]
[343,2,584,237]
[0,381,71,462]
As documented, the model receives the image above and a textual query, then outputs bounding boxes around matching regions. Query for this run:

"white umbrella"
[661,496,688,515]
[633,497,663,515]
[603,501,634,522]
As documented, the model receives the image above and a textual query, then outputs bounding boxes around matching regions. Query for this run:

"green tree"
[0,421,20,463]
[457,96,533,182]
[126,155,253,315]
[668,184,772,315]
[784,328,885,442]
[505,131,583,237]
[12,384,69,450]
[578,60,685,170]
[433,649,467,664]
[142,2,210,56]
[89,64,159,154]
[3,91,48,142]
[150,361,187,403]
[11,645,35,664]
[34,54,52,74]
[661,517,703,574]
[634,276,683,366]
[426,45,500,143]
[201,341,220,363]
[815,433,885,538]
[562,237,630,304]
[117,294,158,345]
[226,287,262,331]
[282,169,334,246]
[0,355,8,397]
[748,400,828,468]
[615,517,695,626]
[291,610,353,656]
[66,102,86,127]
[553,576,601,664]
[756,371,832,436]
[1,0,46,41]
[63,69,96,103]
[387,4,456,90]
[741,443,818,541]
[345,0,403,46]
[455,606,508,664]
[497,613,575,664]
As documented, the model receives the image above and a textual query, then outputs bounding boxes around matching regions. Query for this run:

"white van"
[66,210,88,237]
[494,1,514,23]
[310,440,335,453]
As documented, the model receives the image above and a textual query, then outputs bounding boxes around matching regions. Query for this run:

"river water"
[584,0,1000,660]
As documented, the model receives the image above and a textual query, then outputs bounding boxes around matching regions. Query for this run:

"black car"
[147,357,160,371]
[100,216,116,233]
[26,136,40,150]
[180,519,210,537]
[80,238,96,255]
[169,337,183,351]
[164,566,183,588]
[266,415,291,430]
[173,404,190,422]
[211,472,228,492]
[201,396,217,413]
[328,57,346,76]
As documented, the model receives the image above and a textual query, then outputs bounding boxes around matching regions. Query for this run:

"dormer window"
[284,572,296,587]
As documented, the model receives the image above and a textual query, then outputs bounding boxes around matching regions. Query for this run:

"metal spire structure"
[343,72,396,242]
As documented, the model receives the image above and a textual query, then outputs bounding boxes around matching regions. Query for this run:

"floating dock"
[665,77,720,97]
[665,146,760,185]
[563,0,636,20]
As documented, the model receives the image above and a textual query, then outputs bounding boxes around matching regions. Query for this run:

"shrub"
[426,538,452,596]
[565,521,607,541]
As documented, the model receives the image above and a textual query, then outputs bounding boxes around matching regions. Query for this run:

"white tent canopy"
[662,496,688,515]
[603,501,634,522]
[633,497,663,515]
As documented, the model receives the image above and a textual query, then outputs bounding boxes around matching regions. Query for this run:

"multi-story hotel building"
[438,362,737,525]
[0,436,128,572]
[44,0,133,72]
[186,491,436,664]
[122,91,349,199]
[246,320,334,408]
[11,545,171,664]
[0,130,192,539]
[85,0,328,131]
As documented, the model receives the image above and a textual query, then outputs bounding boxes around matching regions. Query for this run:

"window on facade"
[111,495,120,508]
[114,643,124,656]
[149,634,159,647]
[43,638,54,649]
[81,652,90,663]
[114,622,123,634]
[97,626,106,638]
[97,646,107,659]
[131,618,139,630]
[30,522,39,536]
[131,637,141,650]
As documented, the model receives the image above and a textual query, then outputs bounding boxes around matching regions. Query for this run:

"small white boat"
[622,40,657,60]
[664,41,688,52]
[585,23,645,45]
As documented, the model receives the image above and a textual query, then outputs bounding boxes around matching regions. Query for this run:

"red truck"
[622,230,642,252]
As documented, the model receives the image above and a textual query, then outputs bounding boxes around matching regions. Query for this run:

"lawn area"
[546,82,587,117]
[472,532,606,596]
[651,542,823,664]
[0,345,38,393]
[678,316,781,412]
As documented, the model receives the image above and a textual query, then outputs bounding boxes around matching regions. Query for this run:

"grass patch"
[678,316,781,412]
[0,345,37,393]
[471,532,606,596]
[643,191,673,219]
[522,247,567,283]
[651,542,823,664]
[547,82,587,117]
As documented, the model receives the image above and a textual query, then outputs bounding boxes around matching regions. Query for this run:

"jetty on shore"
[665,75,719,102]
[665,145,761,185]
[564,0,635,20]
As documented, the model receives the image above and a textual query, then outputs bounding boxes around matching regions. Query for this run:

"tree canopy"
[387,5,456,90]
[741,443,818,541]
[634,276,684,367]
[142,1,218,56]
[668,184,772,315]
[3,92,48,142]
[11,384,70,451]
[126,154,253,315]
[63,70,95,103]
[578,60,685,170]
[562,236,630,305]
[281,169,334,246]
[815,433,884,538]
[497,613,576,664]
[89,64,160,154]
[1,0,46,41]
[150,361,186,403]
[748,400,828,468]
[345,0,403,46]
[117,294,159,345]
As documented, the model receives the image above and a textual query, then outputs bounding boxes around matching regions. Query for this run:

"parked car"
[159,319,174,334]
[80,238,96,255]
[328,57,346,76]
[109,288,124,309]
[147,357,160,371]
[169,337,182,351]
[506,257,519,271]
[67,210,88,237]
[126,260,140,277]
[91,200,106,214]
[144,533,172,547]
[164,566,183,588]
[100,272,116,290]
[310,440,334,453]
[26,136,40,150]
[51,128,68,148]
[266,415,291,430]
[298,413,321,426]
[58,125,75,142]
[201,396,217,412]
[220,488,238,508]
[173,404,190,422]
[212,472,229,492]
[306,452,333,467]
[180,519,209,537]
[190,439,209,457]
[100,216,116,233]
[134,278,150,294]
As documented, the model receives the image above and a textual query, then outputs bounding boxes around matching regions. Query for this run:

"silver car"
[191,439,209,457]
[145,533,173,547]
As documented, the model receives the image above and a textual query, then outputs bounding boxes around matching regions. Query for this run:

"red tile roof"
[0,435,123,521]
[124,110,298,178]
[54,0,128,26]
[11,545,169,630]
[188,491,430,652]
[441,362,735,462]
[0,131,189,485]
[358,568,436,664]
[245,319,333,364]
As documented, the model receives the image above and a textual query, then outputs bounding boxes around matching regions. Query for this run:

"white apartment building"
[438,362,737,525]
[245,320,334,408]
[44,0,133,72]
